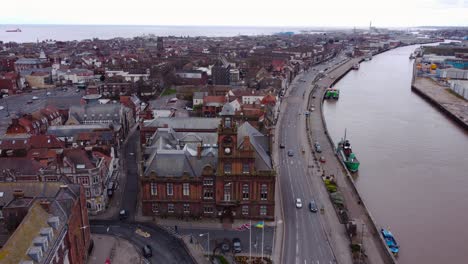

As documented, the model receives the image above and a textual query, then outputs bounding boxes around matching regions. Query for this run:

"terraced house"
[141,104,275,221]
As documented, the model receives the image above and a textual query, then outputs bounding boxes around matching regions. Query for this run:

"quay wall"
[312,49,401,264]
[411,83,468,131]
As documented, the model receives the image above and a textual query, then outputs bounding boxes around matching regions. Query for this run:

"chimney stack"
[13,189,24,199]
[39,200,51,212]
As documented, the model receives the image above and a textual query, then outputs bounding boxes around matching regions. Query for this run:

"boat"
[352,63,360,70]
[6,28,21,32]
[336,130,360,172]
[324,88,339,100]
[380,228,399,256]
[409,54,415,59]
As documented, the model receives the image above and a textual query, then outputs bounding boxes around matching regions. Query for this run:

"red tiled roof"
[203,96,226,104]
[30,135,64,149]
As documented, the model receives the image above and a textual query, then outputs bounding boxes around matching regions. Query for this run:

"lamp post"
[199,233,210,258]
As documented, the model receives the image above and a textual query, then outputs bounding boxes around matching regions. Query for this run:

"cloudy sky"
[2,0,467,27]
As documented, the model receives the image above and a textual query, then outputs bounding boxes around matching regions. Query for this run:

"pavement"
[87,234,144,264]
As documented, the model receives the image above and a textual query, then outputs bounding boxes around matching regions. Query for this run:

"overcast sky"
[2,0,467,27]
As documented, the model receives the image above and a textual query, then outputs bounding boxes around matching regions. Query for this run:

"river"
[323,45,468,264]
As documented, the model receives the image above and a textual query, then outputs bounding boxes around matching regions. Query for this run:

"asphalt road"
[90,220,195,264]
[120,128,140,221]
[278,55,348,264]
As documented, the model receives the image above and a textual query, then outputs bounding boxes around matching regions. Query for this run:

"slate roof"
[47,124,110,138]
[143,117,221,130]
[68,104,125,124]
[237,122,272,171]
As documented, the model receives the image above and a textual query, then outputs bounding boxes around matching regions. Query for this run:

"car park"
[295,198,303,208]
[309,200,318,213]
[232,238,242,253]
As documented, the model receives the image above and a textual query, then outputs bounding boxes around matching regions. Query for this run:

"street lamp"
[199,233,210,257]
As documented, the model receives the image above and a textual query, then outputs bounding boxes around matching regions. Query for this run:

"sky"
[1,0,467,28]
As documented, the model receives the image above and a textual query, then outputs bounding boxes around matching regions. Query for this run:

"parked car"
[232,238,242,253]
[32,96,39,100]
[142,245,152,258]
[319,156,326,163]
[280,143,285,149]
[119,209,128,220]
[27,100,33,104]
[288,150,294,157]
[309,200,318,213]
[296,198,303,208]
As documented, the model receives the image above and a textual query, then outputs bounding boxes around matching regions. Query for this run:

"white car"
[32,96,39,100]
[296,198,303,208]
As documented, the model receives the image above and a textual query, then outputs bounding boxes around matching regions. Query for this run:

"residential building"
[0,182,91,264]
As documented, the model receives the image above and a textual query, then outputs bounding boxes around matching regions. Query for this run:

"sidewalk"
[87,234,144,264]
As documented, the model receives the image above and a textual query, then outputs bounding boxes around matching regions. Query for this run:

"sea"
[0,24,330,43]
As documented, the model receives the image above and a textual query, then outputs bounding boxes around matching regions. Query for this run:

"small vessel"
[409,53,415,59]
[337,130,360,172]
[352,63,360,70]
[324,88,339,100]
[6,28,21,32]
[381,228,399,256]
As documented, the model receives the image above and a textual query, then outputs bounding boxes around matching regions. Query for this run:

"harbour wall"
[411,83,468,131]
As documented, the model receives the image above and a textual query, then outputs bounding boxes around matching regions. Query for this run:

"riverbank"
[411,77,468,130]
[307,53,399,263]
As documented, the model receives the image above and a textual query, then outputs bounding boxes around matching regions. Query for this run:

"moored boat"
[324,88,339,100]
[6,28,21,32]
[337,130,359,172]
[380,228,399,256]
[352,63,360,70]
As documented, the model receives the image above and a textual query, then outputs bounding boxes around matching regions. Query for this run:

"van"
[142,245,152,258]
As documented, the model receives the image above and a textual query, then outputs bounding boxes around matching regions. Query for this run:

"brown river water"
[324,45,468,264]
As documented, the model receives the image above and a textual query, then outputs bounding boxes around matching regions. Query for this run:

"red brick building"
[141,104,275,221]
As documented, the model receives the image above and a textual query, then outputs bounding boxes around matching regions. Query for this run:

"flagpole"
[261,220,264,262]
[249,219,252,264]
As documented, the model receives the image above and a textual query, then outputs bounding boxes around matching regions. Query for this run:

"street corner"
[87,234,144,264]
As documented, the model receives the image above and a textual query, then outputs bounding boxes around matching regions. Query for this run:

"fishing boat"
[324,88,339,100]
[336,130,360,172]
[380,228,399,256]
[6,28,21,32]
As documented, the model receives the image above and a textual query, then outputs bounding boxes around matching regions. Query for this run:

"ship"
[324,88,339,100]
[380,228,399,256]
[352,63,360,70]
[6,28,21,32]
[336,130,360,172]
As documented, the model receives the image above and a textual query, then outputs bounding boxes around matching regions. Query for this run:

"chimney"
[39,200,51,212]
[47,216,60,230]
[13,189,24,199]
[27,246,43,262]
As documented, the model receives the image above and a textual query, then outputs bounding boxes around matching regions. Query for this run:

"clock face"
[224,147,231,154]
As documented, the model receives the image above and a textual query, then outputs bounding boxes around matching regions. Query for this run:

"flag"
[235,223,251,231]
[255,221,264,229]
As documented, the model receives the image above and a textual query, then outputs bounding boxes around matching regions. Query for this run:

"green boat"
[337,131,360,172]
[324,88,340,100]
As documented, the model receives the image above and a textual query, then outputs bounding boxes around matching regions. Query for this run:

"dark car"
[280,143,285,149]
[142,245,152,258]
[232,238,242,253]
[119,209,128,220]
[288,150,294,157]
[309,200,318,213]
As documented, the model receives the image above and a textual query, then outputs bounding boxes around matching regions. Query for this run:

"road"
[120,128,140,221]
[90,220,196,264]
[278,54,349,264]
